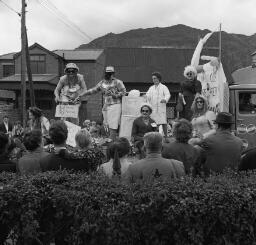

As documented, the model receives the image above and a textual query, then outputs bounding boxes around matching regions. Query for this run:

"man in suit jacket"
[199,112,243,175]
[0,116,13,135]
[124,132,185,183]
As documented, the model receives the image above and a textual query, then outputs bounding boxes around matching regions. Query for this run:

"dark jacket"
[199,130,243,174]
[98,125,109,138]
[40,148,104,172]
[162,141,200,174]
[131,116,157,142]
[18,148,49,175]
[0,154,16,172]
[0,122,13,134]
[124,153,185,183]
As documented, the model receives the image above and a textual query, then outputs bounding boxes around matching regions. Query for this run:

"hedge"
[1,170,256,244]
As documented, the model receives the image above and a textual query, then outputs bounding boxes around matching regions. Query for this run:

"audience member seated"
[12,120,24,140]
[189,95,216,145]
[18,130,48,175]
[238,147,256,171]
[40,120,102,172]
[162,119,200,174]
[131,103,157,159]
[60,129,104,171]
[199,112,243,175]
[124,132,185,183]
[98,122,109,138]
[83,119,91,131]
[100,137,132,178]
[0,132,16,172]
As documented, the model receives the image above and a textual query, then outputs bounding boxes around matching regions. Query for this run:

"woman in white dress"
[146,72,170,138]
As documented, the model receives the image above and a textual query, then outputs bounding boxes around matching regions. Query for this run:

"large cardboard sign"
[55,104,79,118]
[64,120,81,147]
[119,96,146,139]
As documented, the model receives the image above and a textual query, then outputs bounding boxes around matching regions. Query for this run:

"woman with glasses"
[54,63,87,125]
[177,66,202,121]
[189,95,216,144]
[131,103,158,158]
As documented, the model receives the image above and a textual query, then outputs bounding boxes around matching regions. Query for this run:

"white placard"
[64,120,81,147]
[55,104,79,118]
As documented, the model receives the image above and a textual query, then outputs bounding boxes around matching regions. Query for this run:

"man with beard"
[77,66,126,141]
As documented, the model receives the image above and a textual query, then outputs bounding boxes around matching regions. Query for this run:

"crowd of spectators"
[0,106,255,183]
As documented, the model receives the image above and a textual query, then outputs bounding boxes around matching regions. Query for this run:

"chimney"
[252,51,256,68]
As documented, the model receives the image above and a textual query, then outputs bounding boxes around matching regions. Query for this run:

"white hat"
[184,65,197,79]
[140,102,153,113]
[105,66,115,73]
[64,63,79,73]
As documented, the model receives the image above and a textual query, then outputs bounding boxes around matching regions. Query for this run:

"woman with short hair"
[131,103,158,158]
[162,119,200,174]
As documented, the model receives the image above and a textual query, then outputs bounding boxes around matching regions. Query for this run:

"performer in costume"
[146,72,170,138]
[77,66,126,141]
[178,66,202,121]
[54,63,87,125]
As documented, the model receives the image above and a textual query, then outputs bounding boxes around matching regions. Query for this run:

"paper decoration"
[55,104,79,118]
[64,120,81,147]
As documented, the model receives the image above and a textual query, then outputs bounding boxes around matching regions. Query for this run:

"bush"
[1,170,256,244]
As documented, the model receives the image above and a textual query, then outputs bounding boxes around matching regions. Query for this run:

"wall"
[0,60,14,79]
[15,46,60,74]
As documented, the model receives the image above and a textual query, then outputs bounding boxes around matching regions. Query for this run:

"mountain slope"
[78,24,256,72]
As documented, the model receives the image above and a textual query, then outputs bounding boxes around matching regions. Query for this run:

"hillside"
[77,24,256,73]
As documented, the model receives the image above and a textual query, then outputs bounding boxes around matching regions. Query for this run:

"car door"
[235,90,256,149]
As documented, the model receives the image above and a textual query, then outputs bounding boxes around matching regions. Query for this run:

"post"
[219,23,222,63]
[21,0,27,127]
[25,29,36,107]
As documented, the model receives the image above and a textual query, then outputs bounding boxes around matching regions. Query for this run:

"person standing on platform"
[146,72,170,139]
[177,66,202,121]
[77,66,126,141]
[54,63,87,125]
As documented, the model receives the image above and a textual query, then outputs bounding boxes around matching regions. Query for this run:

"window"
[30,54,46,74]
[3,64,14,77]
[239,92,256,114]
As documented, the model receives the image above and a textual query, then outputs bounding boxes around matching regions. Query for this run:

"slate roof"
[105,47,233,84]
[53,49,104,60]
[0,74,59,85]
[0,52,16,60]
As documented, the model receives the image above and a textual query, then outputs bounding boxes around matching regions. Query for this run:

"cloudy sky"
[1,0,256,55]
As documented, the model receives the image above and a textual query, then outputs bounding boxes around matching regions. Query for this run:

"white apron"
[146,83,170,124]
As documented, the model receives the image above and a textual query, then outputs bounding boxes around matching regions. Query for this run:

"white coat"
[146,83,171,124]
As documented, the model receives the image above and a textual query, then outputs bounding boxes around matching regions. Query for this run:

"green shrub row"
[1,170,256,244]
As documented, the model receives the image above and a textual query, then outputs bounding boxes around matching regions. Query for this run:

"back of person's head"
[23,130,42,151]
[49,120,68,145]
[107,137,130,176]
[173,119,192,143]
[75,129,92,149]
[0,132,9,154]
[144,132,163,153]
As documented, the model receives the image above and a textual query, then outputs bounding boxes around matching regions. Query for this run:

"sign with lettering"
[55,104,79,118]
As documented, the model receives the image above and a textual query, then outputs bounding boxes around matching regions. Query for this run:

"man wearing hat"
[199,112,243,175]
[77,66,126,141]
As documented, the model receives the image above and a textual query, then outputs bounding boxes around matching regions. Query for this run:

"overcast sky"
[1,0,256,55]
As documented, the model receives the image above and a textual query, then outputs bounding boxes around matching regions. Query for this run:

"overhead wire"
[35,0,92,41]
[0,0,21,16]
[41,0,92,40]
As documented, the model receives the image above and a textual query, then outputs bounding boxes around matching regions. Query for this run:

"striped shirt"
[87,78,126,105]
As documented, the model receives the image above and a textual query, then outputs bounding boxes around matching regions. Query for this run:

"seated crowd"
[0,107,254,181]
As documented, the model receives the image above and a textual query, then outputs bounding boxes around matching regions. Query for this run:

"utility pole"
[25,30,36,107]
[21,0,27,127]
[219,23,222,63]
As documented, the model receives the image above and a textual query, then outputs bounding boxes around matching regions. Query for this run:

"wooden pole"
[21,0,27,127]
[25,29,36,107]
[219,23,222,63]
